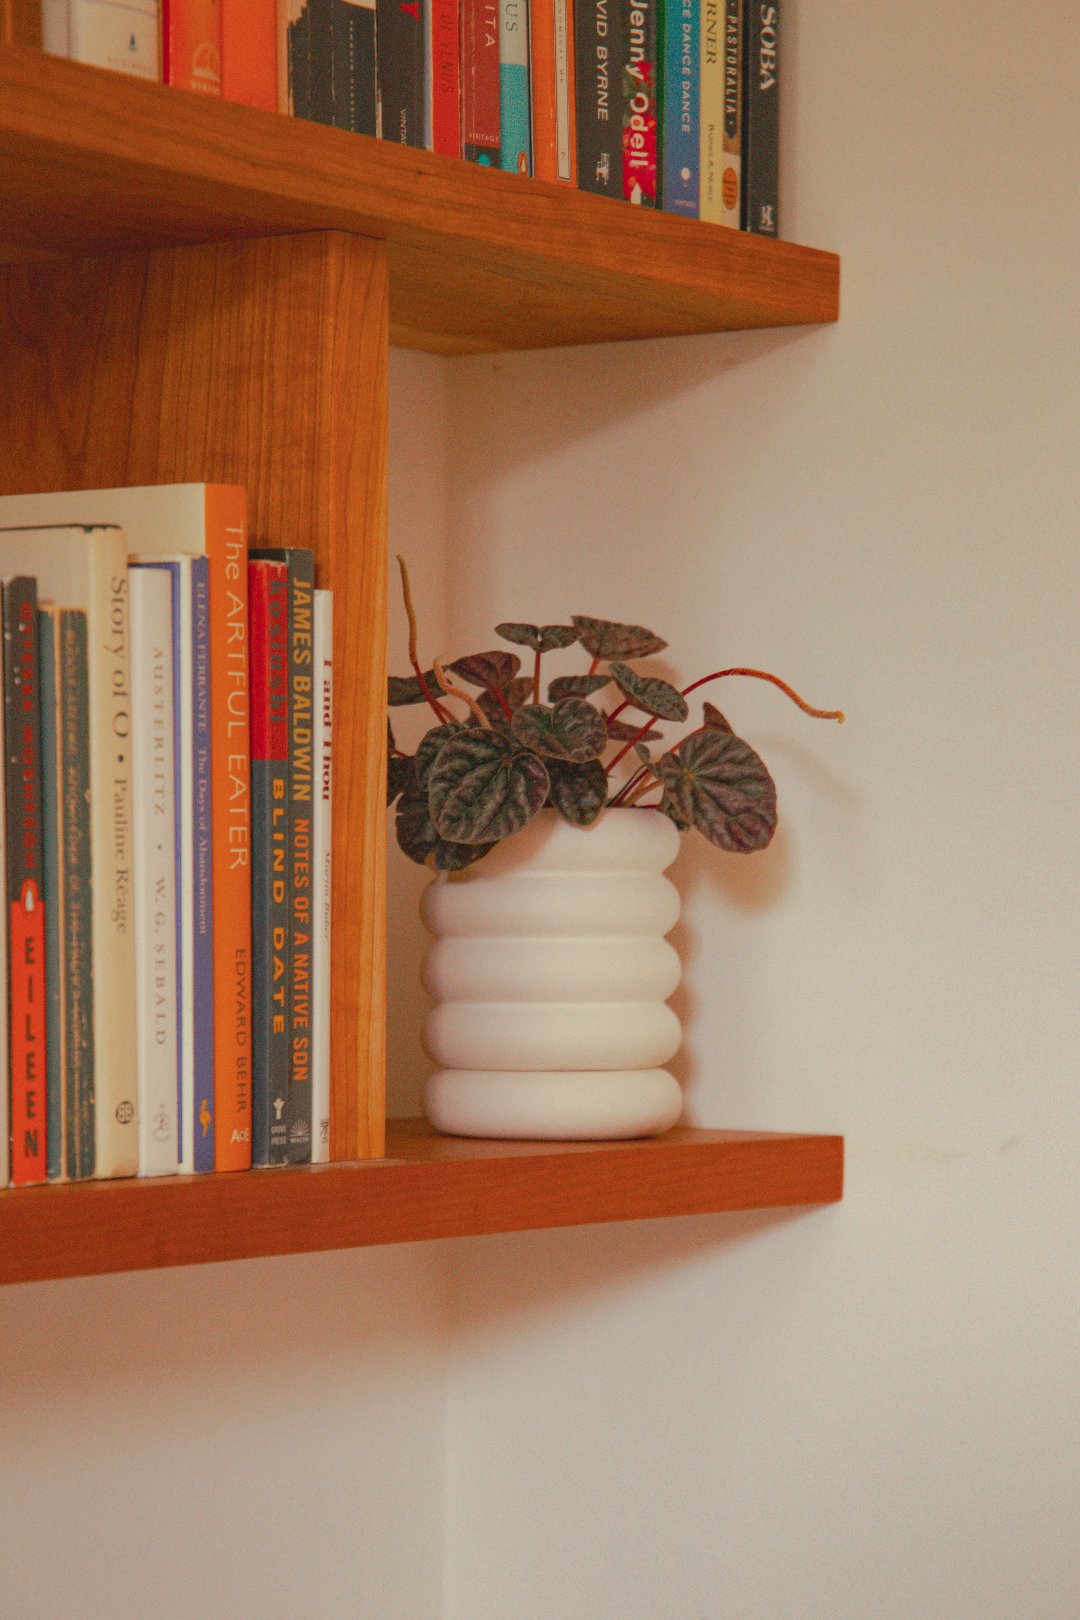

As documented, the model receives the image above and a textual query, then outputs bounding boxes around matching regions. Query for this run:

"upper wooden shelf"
[0,46,839,354]
[0,1120,843,1285]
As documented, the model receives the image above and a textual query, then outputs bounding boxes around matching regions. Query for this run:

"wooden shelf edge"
[0,46,840,353]
[0,1122,843,1286]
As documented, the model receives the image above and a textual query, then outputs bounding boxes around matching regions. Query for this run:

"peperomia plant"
[387,558,844,871]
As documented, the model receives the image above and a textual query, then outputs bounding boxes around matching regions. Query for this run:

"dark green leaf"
[609,662,689,722]
[548,674,610,702]
[511,697,607,763]
[477,675,533,724]
[656,729,777,853]
[496,622,580,653]
[703,702,733,733]
[389,670,438,706]
[546,759,608,827]
[387,754,413,807]
[429,727,550,845]
[604,714,662,743]
[415,721,468,789]
[448,650,521,692]
[633,742,652,765]
[395,774,491,869]
[571,615,668,661]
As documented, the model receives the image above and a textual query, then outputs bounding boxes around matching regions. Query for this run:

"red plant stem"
[588,656,600,676]
[606,714,663,775]
[610,762,651,806]
[485,682,514,722]
[414,660,451,724]
[681,668,845,722]
[533,648,542,705]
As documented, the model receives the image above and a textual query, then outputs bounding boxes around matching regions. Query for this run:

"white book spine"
[0,686,8,1187]
[129,569,179,1176]
[310,591,333,1164]
[174,563,196,1175]
[553,0,572,180]
[69,0,161,79]
[41,0,70,57]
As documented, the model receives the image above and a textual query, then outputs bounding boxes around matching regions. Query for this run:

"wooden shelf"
[0,46,839,354]
[0,1121,843,1285]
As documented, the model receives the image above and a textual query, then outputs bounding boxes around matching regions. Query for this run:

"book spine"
[741,0,777,235]
[285,555,316,1163]
[0,630,6,1187]
[308,0,336,124]
[41,0,70,58]
[553,0,576,181]
[222,0,278,108]
[4,578,47,1188]
[575,0,623,197]
[462,0,501,165]
[528,0,557,179]
[190,555,215,1172]
[336,0,378,135]
[621,0,657,204]
[699,0,722,221]
[430,0,461,155]
[286,0,313,116]
[163,0,221,92]
[59,610,94,1181]
[662,0,699,215]
[39,609,64,1182]
[129,568,179,1177]
[310,591,333,1164]
[720,0,742,226]
[249,562,292,1168]
[376,0,425,145]
[70,0,160,78]
[204,490,252,1174]
[499,0,531,172]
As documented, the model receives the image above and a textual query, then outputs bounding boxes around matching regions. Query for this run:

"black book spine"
[575,0,624,197]
[336,0,378,134]
[289,8,314,118]
[39,609,63,1182]
[309,0,337,125]
[376,0,425,146]
[741,0,778,234]
[251,548,316,1166]
[59,609,94,1180]
[4,577,47,1186]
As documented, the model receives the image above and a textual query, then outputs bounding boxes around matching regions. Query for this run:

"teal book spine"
[499,0,531,172]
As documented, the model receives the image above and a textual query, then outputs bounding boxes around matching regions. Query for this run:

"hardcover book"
[575,0,623,197]
[741,0,778,235]
[251,548,316,1164]
[4,577,47,1188]
[0,521,138,1180]
[310,589,333,1163]
[0,486,253,1175]
[662,0,699,215]
[249,559,292,1167]
[462,0,501,165]
[129,566,179,1176]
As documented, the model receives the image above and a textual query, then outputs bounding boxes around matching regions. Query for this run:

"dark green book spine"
[59,610,94,1180]
[39,609,63,1181]
[251,548,316,1165]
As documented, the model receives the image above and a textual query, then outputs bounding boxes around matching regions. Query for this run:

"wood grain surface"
[0,232,388,1161]
[0,1122,844,1285]
[0,46,839,353]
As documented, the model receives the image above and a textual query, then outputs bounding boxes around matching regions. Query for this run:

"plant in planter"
[387,559,843,1141]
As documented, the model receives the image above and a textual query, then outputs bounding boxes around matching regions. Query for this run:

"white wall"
[434,0,1080,1614]
[0,351,453,1620]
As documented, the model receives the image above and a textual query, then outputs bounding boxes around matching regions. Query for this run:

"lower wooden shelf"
[0,1120,843,1286]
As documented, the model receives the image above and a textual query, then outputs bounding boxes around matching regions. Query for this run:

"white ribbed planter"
[420,808,683,1140]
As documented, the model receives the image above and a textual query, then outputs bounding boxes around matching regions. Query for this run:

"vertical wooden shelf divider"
[0,231,389,1160]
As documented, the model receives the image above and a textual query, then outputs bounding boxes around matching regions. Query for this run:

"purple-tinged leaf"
[702,702,733,733]
[415,721,468,788]
[511,697,607,763]
[656,729,777,853]
[389,670,438,706]
[609,662,689,723]
[604,713,662,743]
[429,727,550,845]
[396,774,492,869]
[448,650,521,692]
[548,674,610,702]
[571,616,668,660]
[546,759,608,827]
[496,623,580,653]
[476,675,533,724]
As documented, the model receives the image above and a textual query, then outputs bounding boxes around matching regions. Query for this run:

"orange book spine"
[163,0,223,94]
[205,487,252,1171]
[222,0,277,110]
[529,0,558,181]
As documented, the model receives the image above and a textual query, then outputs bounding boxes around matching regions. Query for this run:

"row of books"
[0,486,333,1187]
[42,0,780,231]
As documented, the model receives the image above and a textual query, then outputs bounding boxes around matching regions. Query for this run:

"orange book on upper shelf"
[163,0,223,94]
[221,0,276,110]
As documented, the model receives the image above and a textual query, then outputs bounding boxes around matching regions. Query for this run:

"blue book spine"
[191,555,215,1173]
[39,610,63,1181]
[499,0,531,172]
[663,0,699,215]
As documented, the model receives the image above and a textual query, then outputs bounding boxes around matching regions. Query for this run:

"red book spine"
[222,0,277,110]
[431,0,462,157]
[4,578,47,1187]
[163,0,223,94]
[461,0,500,162]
